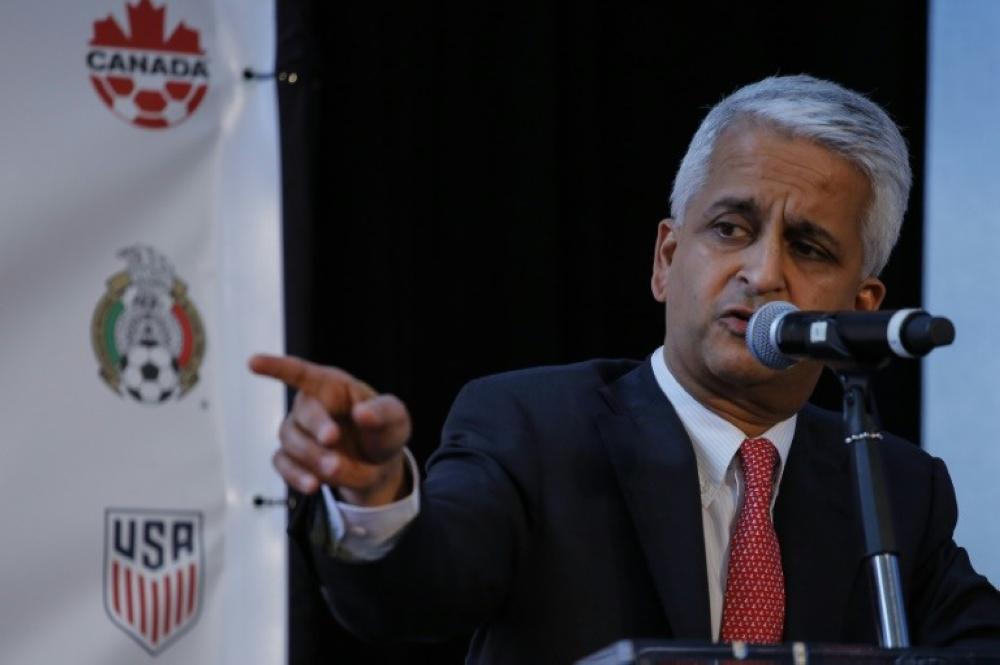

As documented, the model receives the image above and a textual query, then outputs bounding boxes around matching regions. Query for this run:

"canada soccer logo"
[104,509,204,654]
[91,245,206,405]
[87,0,209,129]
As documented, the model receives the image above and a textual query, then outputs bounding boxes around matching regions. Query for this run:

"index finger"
[249,354,351,395]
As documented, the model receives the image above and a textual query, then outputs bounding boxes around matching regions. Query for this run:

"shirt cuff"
[320,448,421,561]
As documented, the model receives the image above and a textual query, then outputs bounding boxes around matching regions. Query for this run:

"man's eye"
[791,240,829,260]
[713,221,749,239]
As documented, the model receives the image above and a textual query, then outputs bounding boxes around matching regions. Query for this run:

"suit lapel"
[596,362,712,640]
[775,406,863,641]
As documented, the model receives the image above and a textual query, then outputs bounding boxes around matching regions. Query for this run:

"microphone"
[745,301,956,369]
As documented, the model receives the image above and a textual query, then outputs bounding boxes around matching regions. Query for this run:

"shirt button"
[349,525,368,538]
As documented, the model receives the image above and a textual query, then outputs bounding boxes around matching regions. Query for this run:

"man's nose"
[739,234,787,296]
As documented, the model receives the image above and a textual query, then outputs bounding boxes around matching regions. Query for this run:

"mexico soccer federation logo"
[104,509,204,654]
[91,245,205,405]
[87,0,209,129]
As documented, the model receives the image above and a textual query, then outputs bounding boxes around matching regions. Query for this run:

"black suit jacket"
[290,359,1000,664]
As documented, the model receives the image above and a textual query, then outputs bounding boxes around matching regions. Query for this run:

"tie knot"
[739,437,778,489]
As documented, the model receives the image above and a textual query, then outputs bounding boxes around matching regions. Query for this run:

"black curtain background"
[275,1,928,662]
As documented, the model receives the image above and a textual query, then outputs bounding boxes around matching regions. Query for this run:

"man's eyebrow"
[785,218,843,253]
[704,196,763,221]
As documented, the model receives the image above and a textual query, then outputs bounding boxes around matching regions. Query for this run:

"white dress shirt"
[650,346,795,639]
[323,348,796,639]
[321,449,421,560]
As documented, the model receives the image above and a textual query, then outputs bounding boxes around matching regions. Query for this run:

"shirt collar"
[649,346,796,504]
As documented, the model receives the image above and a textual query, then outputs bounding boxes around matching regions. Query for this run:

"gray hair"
[669,74,911,276]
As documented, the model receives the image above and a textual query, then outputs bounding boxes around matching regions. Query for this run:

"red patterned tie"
[720,437,785,644]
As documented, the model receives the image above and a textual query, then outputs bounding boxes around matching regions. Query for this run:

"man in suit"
[251,75,1000,663]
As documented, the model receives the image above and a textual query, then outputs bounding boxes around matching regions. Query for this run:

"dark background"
[274,1,928,662]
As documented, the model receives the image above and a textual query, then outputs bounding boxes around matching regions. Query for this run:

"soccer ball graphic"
[119,342,180,404]
[95,75,206,129]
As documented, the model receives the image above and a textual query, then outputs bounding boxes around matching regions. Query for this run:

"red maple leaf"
[90,0,203,55]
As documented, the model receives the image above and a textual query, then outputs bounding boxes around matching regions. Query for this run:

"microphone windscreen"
[746,301,798,369]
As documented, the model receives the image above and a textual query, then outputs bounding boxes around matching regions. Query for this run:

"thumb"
[351,394,412,464]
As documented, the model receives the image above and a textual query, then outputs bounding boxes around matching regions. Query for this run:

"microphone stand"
[836,368,910,648]
[745,301,956,648]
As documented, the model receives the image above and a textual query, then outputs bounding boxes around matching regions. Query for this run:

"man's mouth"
[719,306,754,335]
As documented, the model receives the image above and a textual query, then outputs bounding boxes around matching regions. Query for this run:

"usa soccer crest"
[104,508,204,654]
[91,244,205,404]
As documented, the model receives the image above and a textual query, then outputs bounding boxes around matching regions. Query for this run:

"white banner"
[925,0,1000,585]
[0,1,285,663]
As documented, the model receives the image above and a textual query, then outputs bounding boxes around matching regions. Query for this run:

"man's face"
[651,123,886,407]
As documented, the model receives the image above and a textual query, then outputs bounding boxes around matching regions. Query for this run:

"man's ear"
[854,276,886,311]
[651,218,678,303]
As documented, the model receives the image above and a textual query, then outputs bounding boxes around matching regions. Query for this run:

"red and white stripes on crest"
[110,560,197,646]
